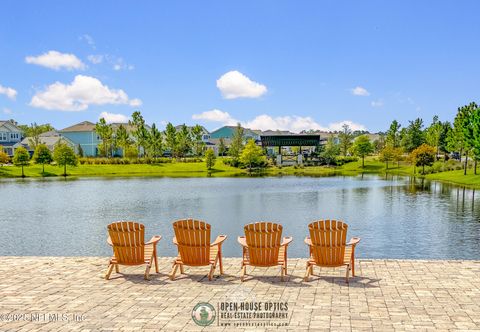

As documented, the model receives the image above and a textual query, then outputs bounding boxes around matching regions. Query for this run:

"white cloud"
[216,70,267,99]
[0,84,17,100]
[87,54,103,64]
[3,108,12,115]
[326,120,366,132]
[30,75,142,111]
[371,99,384,107]
[99,112,129,123]
[25,51,86,71]
[192,109,367,132]
[351,86,370,96]
[129,98,142,107]
[192,109,238,125]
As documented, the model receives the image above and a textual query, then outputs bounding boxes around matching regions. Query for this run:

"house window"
[0,132,7,141]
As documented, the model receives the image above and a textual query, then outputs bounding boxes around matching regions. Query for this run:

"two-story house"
[59,121,100,157]
[0,120,23,156]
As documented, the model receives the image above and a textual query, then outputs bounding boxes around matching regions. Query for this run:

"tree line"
[95,111,208,159]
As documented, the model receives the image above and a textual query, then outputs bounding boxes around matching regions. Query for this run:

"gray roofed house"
[16,130,76,154]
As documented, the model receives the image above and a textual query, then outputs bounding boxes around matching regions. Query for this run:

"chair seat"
[308,246,352,266]
[110,243,155,265]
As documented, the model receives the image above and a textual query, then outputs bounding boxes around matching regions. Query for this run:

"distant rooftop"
[60,121,96,132]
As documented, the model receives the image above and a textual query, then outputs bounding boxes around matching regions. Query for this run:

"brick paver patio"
[1,257,480,331]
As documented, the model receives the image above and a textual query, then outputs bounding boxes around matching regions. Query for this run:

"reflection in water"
[0,175,479,259]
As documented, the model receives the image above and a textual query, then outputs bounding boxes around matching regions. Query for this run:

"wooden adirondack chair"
[105,221,161,280]
[304,220,360,283]
[171,219,227,281]
[237,222,292,281]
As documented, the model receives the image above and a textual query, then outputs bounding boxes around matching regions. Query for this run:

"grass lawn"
[0,161,244,178]
[2,156,480,189]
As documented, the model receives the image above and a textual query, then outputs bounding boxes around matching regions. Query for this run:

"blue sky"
[1,1,479,133]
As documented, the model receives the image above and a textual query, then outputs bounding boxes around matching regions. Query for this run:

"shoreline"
[1,158,479,189]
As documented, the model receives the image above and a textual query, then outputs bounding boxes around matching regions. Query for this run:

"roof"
[174,124,209,134]
[0,120,22,132]
[260,135,321,147]
[60,121,150,133]
[210,126,260,139]
[60,121,96,132]
[20,135,75,150]
[261,130,294,136]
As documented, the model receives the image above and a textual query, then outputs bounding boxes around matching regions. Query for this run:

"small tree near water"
[13,147,30,177]
[205,149,216,170]
[351,135,373,167]
[240,139,265,172]
[33,144,53,174]
[0,146,9,165]
[410,144,436,174]
[54,143,78,176]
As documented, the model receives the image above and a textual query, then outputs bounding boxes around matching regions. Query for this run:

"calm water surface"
[1,175,479,259]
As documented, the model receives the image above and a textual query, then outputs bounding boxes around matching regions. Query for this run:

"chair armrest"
[347,237,361,246]
[304,236,312,246]
[107,236,113,246]
[281,236,293,246]
[211,235,227,247]
[145,235,162,245]
[172,236,178,245]
[237,236,247,247]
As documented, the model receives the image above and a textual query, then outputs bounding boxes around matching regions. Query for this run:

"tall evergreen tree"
[129,111,149,157]
[95,118,113,157]
[229,123,244,163]
[176,124,192,159]
[402,118,425,152]
[338,124,353,156]
[386,120,401,148]
[425,115,442,159]
[115,124,131,158]
[148,123,163,159]
[191,124,205,156]
[164,123,178,158]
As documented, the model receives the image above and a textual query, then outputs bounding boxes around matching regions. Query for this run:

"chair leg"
[170,263,179,281]
[345,265,350,284]
[208,264,215,281]
[105,263,114,280]
[241,264,246,282]
[218,251,224,275]
[281,266,285,282]
[115,264,119,273]
[304,263,311,282]
[144,263,151,280]
[154,248,159,274]
[351,258,355,277]
[179,264,185,274]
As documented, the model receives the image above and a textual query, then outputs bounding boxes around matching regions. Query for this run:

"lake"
[1,175,479,259]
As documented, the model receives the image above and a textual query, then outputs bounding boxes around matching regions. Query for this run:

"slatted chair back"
[244,222,283,267]
[173,219,211,266]
[108,221,145,265]
[308,220,348,267]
